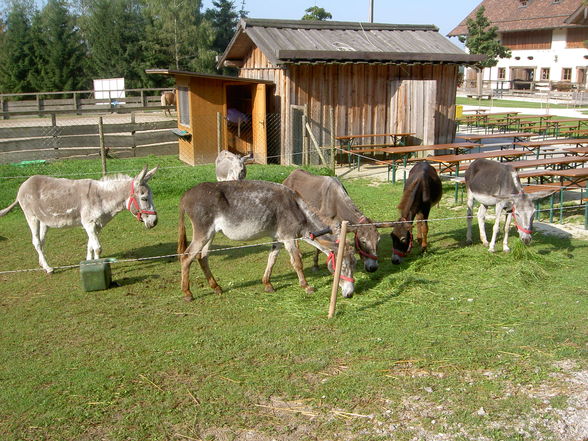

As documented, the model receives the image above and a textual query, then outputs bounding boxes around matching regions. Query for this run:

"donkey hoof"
[465,239,473,246]
[45,267,54,274]
[305,285,315,294]
[183,295,194,302]
[503,247,510,253]
[214,287,223,295]
[264,285,275,293]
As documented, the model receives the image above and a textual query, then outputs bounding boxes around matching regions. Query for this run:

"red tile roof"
[448,0,587,36]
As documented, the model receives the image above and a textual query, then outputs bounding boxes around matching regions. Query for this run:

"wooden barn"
[218,19,483,164]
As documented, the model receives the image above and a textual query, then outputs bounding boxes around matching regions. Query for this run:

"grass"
[456,96,588,110]
[0,156,587,440]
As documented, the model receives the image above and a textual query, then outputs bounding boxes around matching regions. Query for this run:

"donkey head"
[130,166,159,229]
[390,218,413,264]
[315,237,357,298]
[348,218,380,272]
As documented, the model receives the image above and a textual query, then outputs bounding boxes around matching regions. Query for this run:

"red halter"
[355,216,378,261]
[512,205,532,235]
[127,181,157,221]
[327,251,355,283]
[392,230,413,258]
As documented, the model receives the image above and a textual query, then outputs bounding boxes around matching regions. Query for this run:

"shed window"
[178,86,190,127]
[562,68,572,81]
[497,68,506,80]
[541,68,550,80]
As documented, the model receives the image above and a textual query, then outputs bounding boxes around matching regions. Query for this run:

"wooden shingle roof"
[218,18,483,68]
[449,0,587,36]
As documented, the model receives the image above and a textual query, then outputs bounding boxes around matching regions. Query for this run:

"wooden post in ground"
[98,117,107,176]
[328,220,348,319]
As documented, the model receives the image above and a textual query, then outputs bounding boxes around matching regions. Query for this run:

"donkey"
[283,169,380,272]
[465,158,551,252]
[390,161,442,264]
[161,91,175,116]
[0,166,158,273]
[177,180,357,301]
[215,150,253,181]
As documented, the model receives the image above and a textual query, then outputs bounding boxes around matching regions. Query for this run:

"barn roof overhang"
[218,18,480,69]
[145,69,274,85]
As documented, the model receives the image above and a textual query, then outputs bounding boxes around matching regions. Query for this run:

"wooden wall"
[239,48,459,164]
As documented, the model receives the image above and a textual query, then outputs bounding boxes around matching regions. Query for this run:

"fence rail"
[0,88,173,119]
[0,115,178,164]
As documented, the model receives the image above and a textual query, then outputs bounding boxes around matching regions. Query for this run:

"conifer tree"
[0,0,36,93]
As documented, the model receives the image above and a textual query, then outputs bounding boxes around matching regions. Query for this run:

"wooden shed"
[218,19,483,164]
[146,70,273,165]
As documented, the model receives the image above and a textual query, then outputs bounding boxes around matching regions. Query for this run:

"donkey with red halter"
[177,180,356,301]
[283,169,380,272]
[0,166,158,273]
[465,158,550,252]
[390,161,442,264]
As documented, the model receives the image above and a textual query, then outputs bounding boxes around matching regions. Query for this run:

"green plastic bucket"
[80,258,113,292]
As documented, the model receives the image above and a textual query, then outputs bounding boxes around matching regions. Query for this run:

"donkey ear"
[143,166,159,182]
[528,189,556,201]
[135,165,148,182]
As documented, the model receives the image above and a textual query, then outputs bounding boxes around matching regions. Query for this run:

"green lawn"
[0,156,587,440]
[456,96,588,110]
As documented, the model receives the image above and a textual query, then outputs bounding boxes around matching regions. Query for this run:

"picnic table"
[459,111,520,132]
[373,142,477,182]
[563,146,588,156]
[514,138,588,158]
[541,118,588,137]
[457,132,536,150]
[335,132,415,167]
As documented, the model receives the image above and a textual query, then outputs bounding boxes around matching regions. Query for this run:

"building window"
[541,68,550,80]
[519,0,528,6]
[498,68,506,80]
[562,68,572,81]
[178,86,190,127]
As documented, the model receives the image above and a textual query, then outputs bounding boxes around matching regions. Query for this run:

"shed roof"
[145,69,274,84]
[218,18,483,68]
[448,0,587,36]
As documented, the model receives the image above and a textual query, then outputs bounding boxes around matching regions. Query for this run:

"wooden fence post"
[131,112,137,157]
[217,112,223,153]
[98,117,107,176]
[328,220,349,319]
[329,107,336,172]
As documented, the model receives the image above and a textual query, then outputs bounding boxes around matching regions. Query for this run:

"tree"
[302,6,332,21]
[143,0,216,73]
[29,0,87,93]
[205,0,239,55]
[458,6,510,70]
[0,0,37,93]
[80,0,148,88]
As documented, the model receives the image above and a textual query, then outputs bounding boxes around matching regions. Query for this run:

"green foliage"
[0,0,37,94]
[458,6,511,69]
[302,5,332,21]
[29,0,87,92]
[205,0,239,55]
[0,157,587,439]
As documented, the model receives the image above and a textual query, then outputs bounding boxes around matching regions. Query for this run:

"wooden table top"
[458,132,536,142]
[375,142,477,155]
[335,133,415,140]
[515,138,588,147]
[509,156,588,169]
[424,149,527,164]
[563,146,588,155]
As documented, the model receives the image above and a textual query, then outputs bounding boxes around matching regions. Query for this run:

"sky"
[201,0,482,39]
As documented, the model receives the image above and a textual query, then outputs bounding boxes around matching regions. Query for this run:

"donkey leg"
[312,248,320,272]
[466,190,475,245]
[477,205,489,248]
[23,214,52,273]
[488,203,505,253]
[284,240,314,294]
[82,222,102,260]
[262,243,282,292]
[196,238,222,295]
[502,211,513,253]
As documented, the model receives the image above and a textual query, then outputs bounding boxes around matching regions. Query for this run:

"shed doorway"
[388,80,436,147]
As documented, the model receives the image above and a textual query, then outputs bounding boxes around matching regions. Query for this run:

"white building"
[449,0,588,92]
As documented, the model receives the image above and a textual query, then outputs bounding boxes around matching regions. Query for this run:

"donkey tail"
[177,204,187,259]
[0,199,19,218]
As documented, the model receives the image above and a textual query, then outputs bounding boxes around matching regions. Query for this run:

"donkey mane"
[100,173,131,182]
[398,177,429,216]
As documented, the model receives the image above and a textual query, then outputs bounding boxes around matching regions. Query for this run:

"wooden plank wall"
[239,48,459,164]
